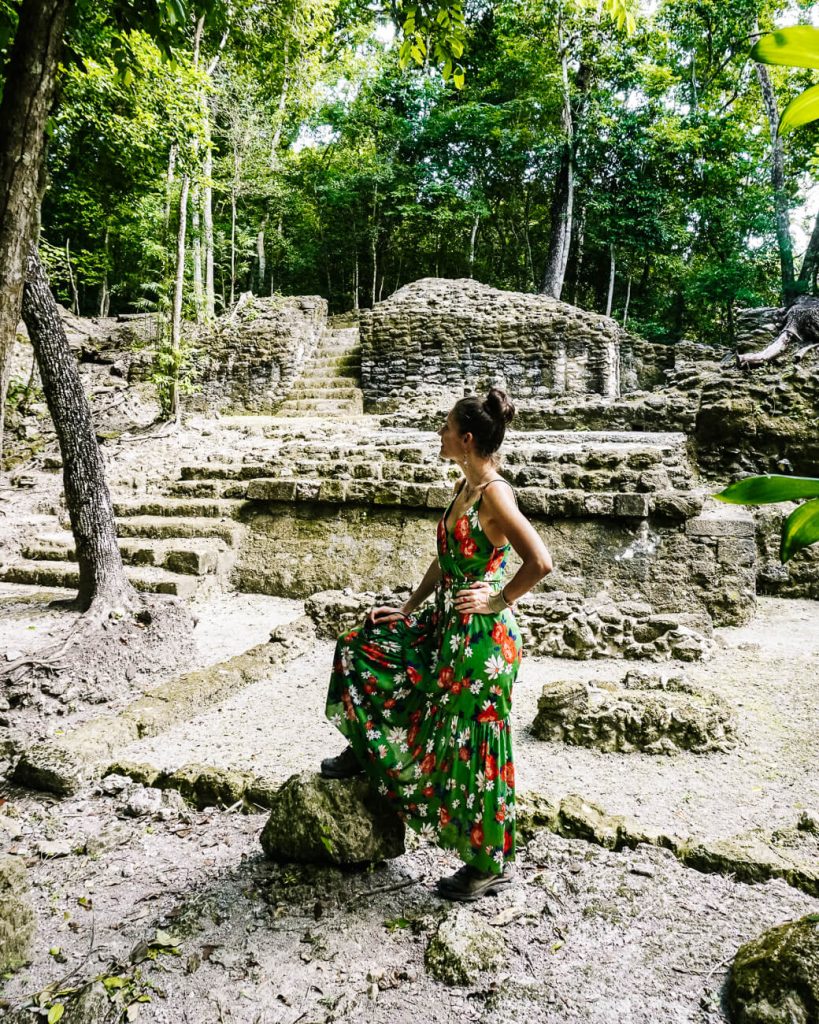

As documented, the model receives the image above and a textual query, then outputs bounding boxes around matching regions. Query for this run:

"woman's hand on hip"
[367,605,410,627]
[453,582,496,616]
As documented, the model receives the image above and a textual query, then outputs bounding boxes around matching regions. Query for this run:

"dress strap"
[479,478,518,506]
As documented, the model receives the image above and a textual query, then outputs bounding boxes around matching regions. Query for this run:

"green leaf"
[780,498,819,562]
[48,1006,65,1024]
[714,475,819,505]
[319,835,335,854]
[779,83,819,134]
[153,929,181,947]
[751,26,819,70]
[453,67,465,89]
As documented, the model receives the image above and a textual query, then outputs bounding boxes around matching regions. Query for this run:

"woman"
[322,388,553,901]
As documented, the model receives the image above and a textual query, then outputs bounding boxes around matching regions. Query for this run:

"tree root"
[0,589,142,686]
[795,342,819,362]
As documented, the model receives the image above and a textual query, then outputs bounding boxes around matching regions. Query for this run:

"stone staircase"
[275,327,363,417]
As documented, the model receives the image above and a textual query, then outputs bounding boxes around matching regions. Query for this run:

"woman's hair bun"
[484,387,515,427]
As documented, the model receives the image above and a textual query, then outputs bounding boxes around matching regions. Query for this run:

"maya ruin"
[1,2,819,1023]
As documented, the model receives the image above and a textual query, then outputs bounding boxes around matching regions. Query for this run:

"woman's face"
[437,410,465,462]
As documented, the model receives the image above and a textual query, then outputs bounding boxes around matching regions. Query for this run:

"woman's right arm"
[401,557,442,615]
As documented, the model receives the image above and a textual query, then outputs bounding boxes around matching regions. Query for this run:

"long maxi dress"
[325,479,523,875]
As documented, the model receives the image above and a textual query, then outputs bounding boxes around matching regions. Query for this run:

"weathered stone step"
[166,479,248,499]
[112,497,247,519]
[0,560,201,597]
[311,342,361,355]
[23,533,226,576]
[287,386,362,400]
[276,397,364,415]
[303,355,361,369]
[297,376,360,389]
[113,516,243,545]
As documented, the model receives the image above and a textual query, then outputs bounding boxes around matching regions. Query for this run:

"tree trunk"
[164,144,177,233]
[203,99,216,320]
[541,14,575,299]
[605,243,616,317]
[65,237,79,315]
[756,63,796,303]
[230,172,237,308]
[566,204,585,306]
[22,246,136,611]
[171,174,190,421]
[256,216,267,294]
[798,206,819,294]
[0,0,73,463]
[192,183,204,322]
[622,274,632,328]
[468,214,479,278]
[98,225,110,317]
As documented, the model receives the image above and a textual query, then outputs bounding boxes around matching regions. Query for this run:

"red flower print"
[407,724,419,746]
[478,741,488,758]
[484,754,498,781]
[460,537,478,558]
[460,613,472,626]
[343,629,359,642]
[410,710,422,723]
[500,761,515,786]
[487,550,504,574]
[491,622,507,643]
[360,643,392,669]
[476,704,500,723]
[420,752,436,774]
[423,784,434,798]
[495,805,506,822]
[503,830,514,854]
[384,698,396,709]
[364,681,377,695]
[407,665,422,686]
[437,519,447,550]
[458,746,471,762]
[470,823,484,847]
[454,516,471,541]
[439,807,451,826]
[501,637,518,664]
[438,666,454,689]
[450,680,462,696]
[341,690,356,721]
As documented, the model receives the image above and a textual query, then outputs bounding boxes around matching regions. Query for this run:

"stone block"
[613,493,651,518]
[685,512,755,538]
[247,479,297,501]
[260,772,405,865]
[425,908,506,985]
[727,915,819,1024]
[0,855,35,972]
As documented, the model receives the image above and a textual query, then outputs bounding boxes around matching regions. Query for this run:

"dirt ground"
[117,595,819,845]
[1,589,819,1022]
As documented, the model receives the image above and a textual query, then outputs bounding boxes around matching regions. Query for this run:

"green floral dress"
[325,480,522,875]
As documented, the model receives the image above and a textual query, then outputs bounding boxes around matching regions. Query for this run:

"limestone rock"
[260,772,405,865]
[727,914,819,1024]
[557,794,625,850]
[425,907,506,985]
[0,855,35,972]
[532,670,736,754]
[12,742,88,796]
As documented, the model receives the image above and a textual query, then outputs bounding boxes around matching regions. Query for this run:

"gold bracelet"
[487,587,510,614]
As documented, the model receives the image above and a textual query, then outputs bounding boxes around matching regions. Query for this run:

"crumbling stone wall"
[304,589,713,663]
[359,278,625,411]
[188,295,327,413]
[531,669,737,755]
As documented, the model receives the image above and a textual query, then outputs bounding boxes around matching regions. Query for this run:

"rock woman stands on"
[322,388,553,901]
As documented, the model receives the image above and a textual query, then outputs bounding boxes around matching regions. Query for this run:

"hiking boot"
[435,863,514,902]
[320,745,365,779]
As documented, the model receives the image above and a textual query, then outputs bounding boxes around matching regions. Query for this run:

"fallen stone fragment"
[260,772,405,865]
[425,907,506,985]
[557,794,625,850]
[0,855,36,972]
[36,839,72,858]
[727,913,819,1024]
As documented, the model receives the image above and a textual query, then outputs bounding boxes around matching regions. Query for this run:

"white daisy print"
[484,654,505,680]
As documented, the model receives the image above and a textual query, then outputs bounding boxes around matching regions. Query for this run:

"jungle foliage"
[4,0,819,343]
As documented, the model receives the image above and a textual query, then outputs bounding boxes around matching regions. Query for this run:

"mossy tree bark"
[21,245,138,614]
[0,0,73,462]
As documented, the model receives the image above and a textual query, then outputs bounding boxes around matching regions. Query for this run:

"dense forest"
[4,0,819,348]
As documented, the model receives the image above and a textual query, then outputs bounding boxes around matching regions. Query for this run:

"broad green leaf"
[450,38,463,58]
[48,1006,65,1024]
[715,475,819,505]
[779,83,819,134]
[780,498,819,562]
[751,26,819,70]
[453,68,465,90]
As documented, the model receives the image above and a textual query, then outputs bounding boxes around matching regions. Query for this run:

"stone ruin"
[359,277,625,411]
[531,668,738,755]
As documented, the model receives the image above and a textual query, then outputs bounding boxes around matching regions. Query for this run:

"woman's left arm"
[454,484,552,615]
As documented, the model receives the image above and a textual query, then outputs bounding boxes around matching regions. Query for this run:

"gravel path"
[122,596,819,844]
